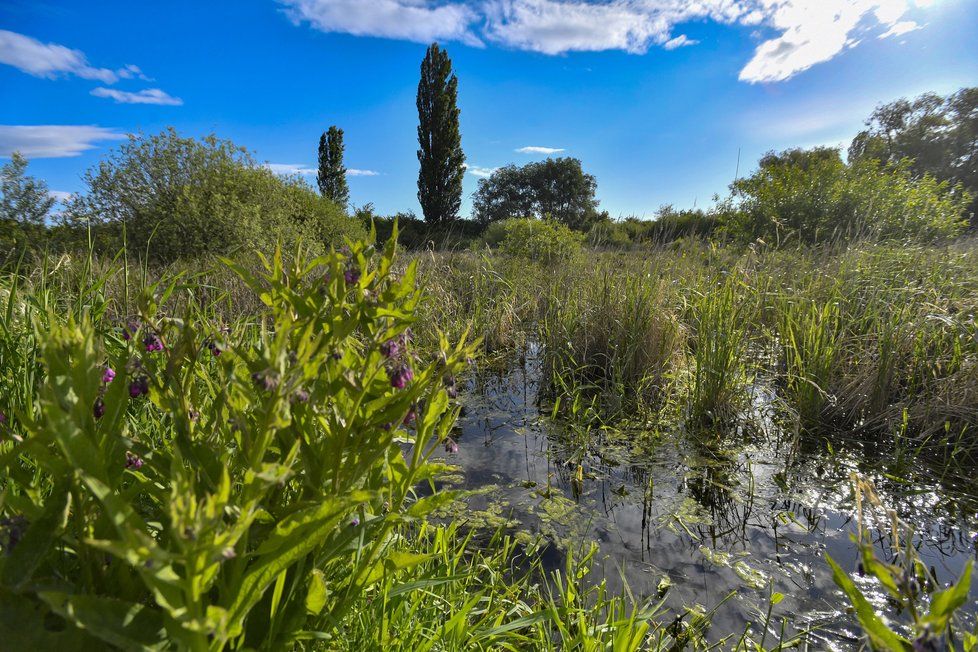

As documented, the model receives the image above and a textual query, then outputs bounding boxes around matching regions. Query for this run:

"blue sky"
[1,0,976,220]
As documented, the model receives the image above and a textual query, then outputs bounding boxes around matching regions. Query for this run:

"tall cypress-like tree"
[317,126,349,208]
[417,42,465,224]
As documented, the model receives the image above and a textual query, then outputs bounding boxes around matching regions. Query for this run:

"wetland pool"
[429,347,978,649]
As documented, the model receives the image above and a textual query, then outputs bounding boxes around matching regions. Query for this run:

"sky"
[1,0,976,220]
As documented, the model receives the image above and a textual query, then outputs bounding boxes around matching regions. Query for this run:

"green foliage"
[317,125,349,209]
[0,233,478,649]
[723,146,969,245]
[473,157,602,230]
[850,87,978,221]
[495,218,584,263]
[416,42,465,225]
[1,152,56,265]
[65,128,364,261]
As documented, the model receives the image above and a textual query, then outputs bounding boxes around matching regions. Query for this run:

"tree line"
[0,51,975,264]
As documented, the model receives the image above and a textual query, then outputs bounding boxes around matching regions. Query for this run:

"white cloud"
[279,0,483,46]
[91,87,183,106]
[0,125,127,158]
[739,0,926,83]
[0,29,118,82]
[483,0,662,54]
[117,64,152,81]
[465,164,498,177]
[879,20,921,38]
[265,163,380,177]
[278,1,938,83]
[265,163,318,176]
[663,34,697,49]
[516,146,565,154]
[48,190,73,203]
[0,29,155,85]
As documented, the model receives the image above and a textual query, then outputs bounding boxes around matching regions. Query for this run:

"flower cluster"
[125,451,144,470]
[143,332,164,353]
[252,370,279,392]
[129,376,150,398]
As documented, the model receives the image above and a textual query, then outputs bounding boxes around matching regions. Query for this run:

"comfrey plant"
[0,229,477,650]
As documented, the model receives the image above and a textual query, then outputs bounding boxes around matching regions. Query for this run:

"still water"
[431,346,978,649]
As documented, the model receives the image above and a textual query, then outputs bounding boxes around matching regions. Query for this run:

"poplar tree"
[417,42,465,224]
[317,126,349,208]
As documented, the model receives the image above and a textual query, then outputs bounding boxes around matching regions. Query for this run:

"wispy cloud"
[91,87,183,106]
[279,0,483,47]
[879,20,921,39]
[0,125,127,158]
[48,190,73,203]
[739,1,927,83]
[465,164,498,178]
[0,29,154,84]
[265,163,318,176]
[280,1,939,83]
[663,34,697,50]
[265,163,380,177]
[117,64,152,81]
[516,146,564,155]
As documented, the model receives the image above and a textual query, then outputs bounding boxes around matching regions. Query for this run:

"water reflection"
[433,349,978,649]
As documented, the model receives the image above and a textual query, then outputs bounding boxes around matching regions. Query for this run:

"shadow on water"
[428,345,978,649]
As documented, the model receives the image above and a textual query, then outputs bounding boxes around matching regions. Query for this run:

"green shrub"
[497,218,584,263]
[723,147,969,246]
[63,129,365,261]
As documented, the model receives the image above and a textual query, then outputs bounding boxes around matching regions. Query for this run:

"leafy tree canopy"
[472,157,602,231]
[1,151,55,264]
[849,87,977,220]
[416,42,465,225]
[318,126,349,209]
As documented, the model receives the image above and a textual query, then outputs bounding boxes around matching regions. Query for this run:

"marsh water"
[432,345,978,649]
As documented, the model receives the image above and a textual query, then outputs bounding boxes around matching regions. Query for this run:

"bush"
[495,218,584,263]
[723,147,969,246]
[64,129,365,261]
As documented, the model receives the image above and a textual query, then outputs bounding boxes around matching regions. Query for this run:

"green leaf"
[224,493,364,637]
[38,592,167,652]
[927,560,972,622]
[1,481,69,589]
[305,569,328,616]
[826,554,911,651]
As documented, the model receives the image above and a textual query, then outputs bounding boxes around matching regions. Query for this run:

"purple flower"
[403,406,416,425]
[379,339,400,359]
[129,376,149,398]
[0,411,6,425]
[344,265,361,285]
[293,388,310,403]
[445,438,459,454]
[122,321,137,341]
[444,374,458,399]
[350,518,360,527]
[204,339,223,357]
[189,408,200,422]
[252,371,279,392]
[125,452,144,470]
[143,333,163,353]
[102,367,115,384]
[93,398,105,419]
[389,364,413,390]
